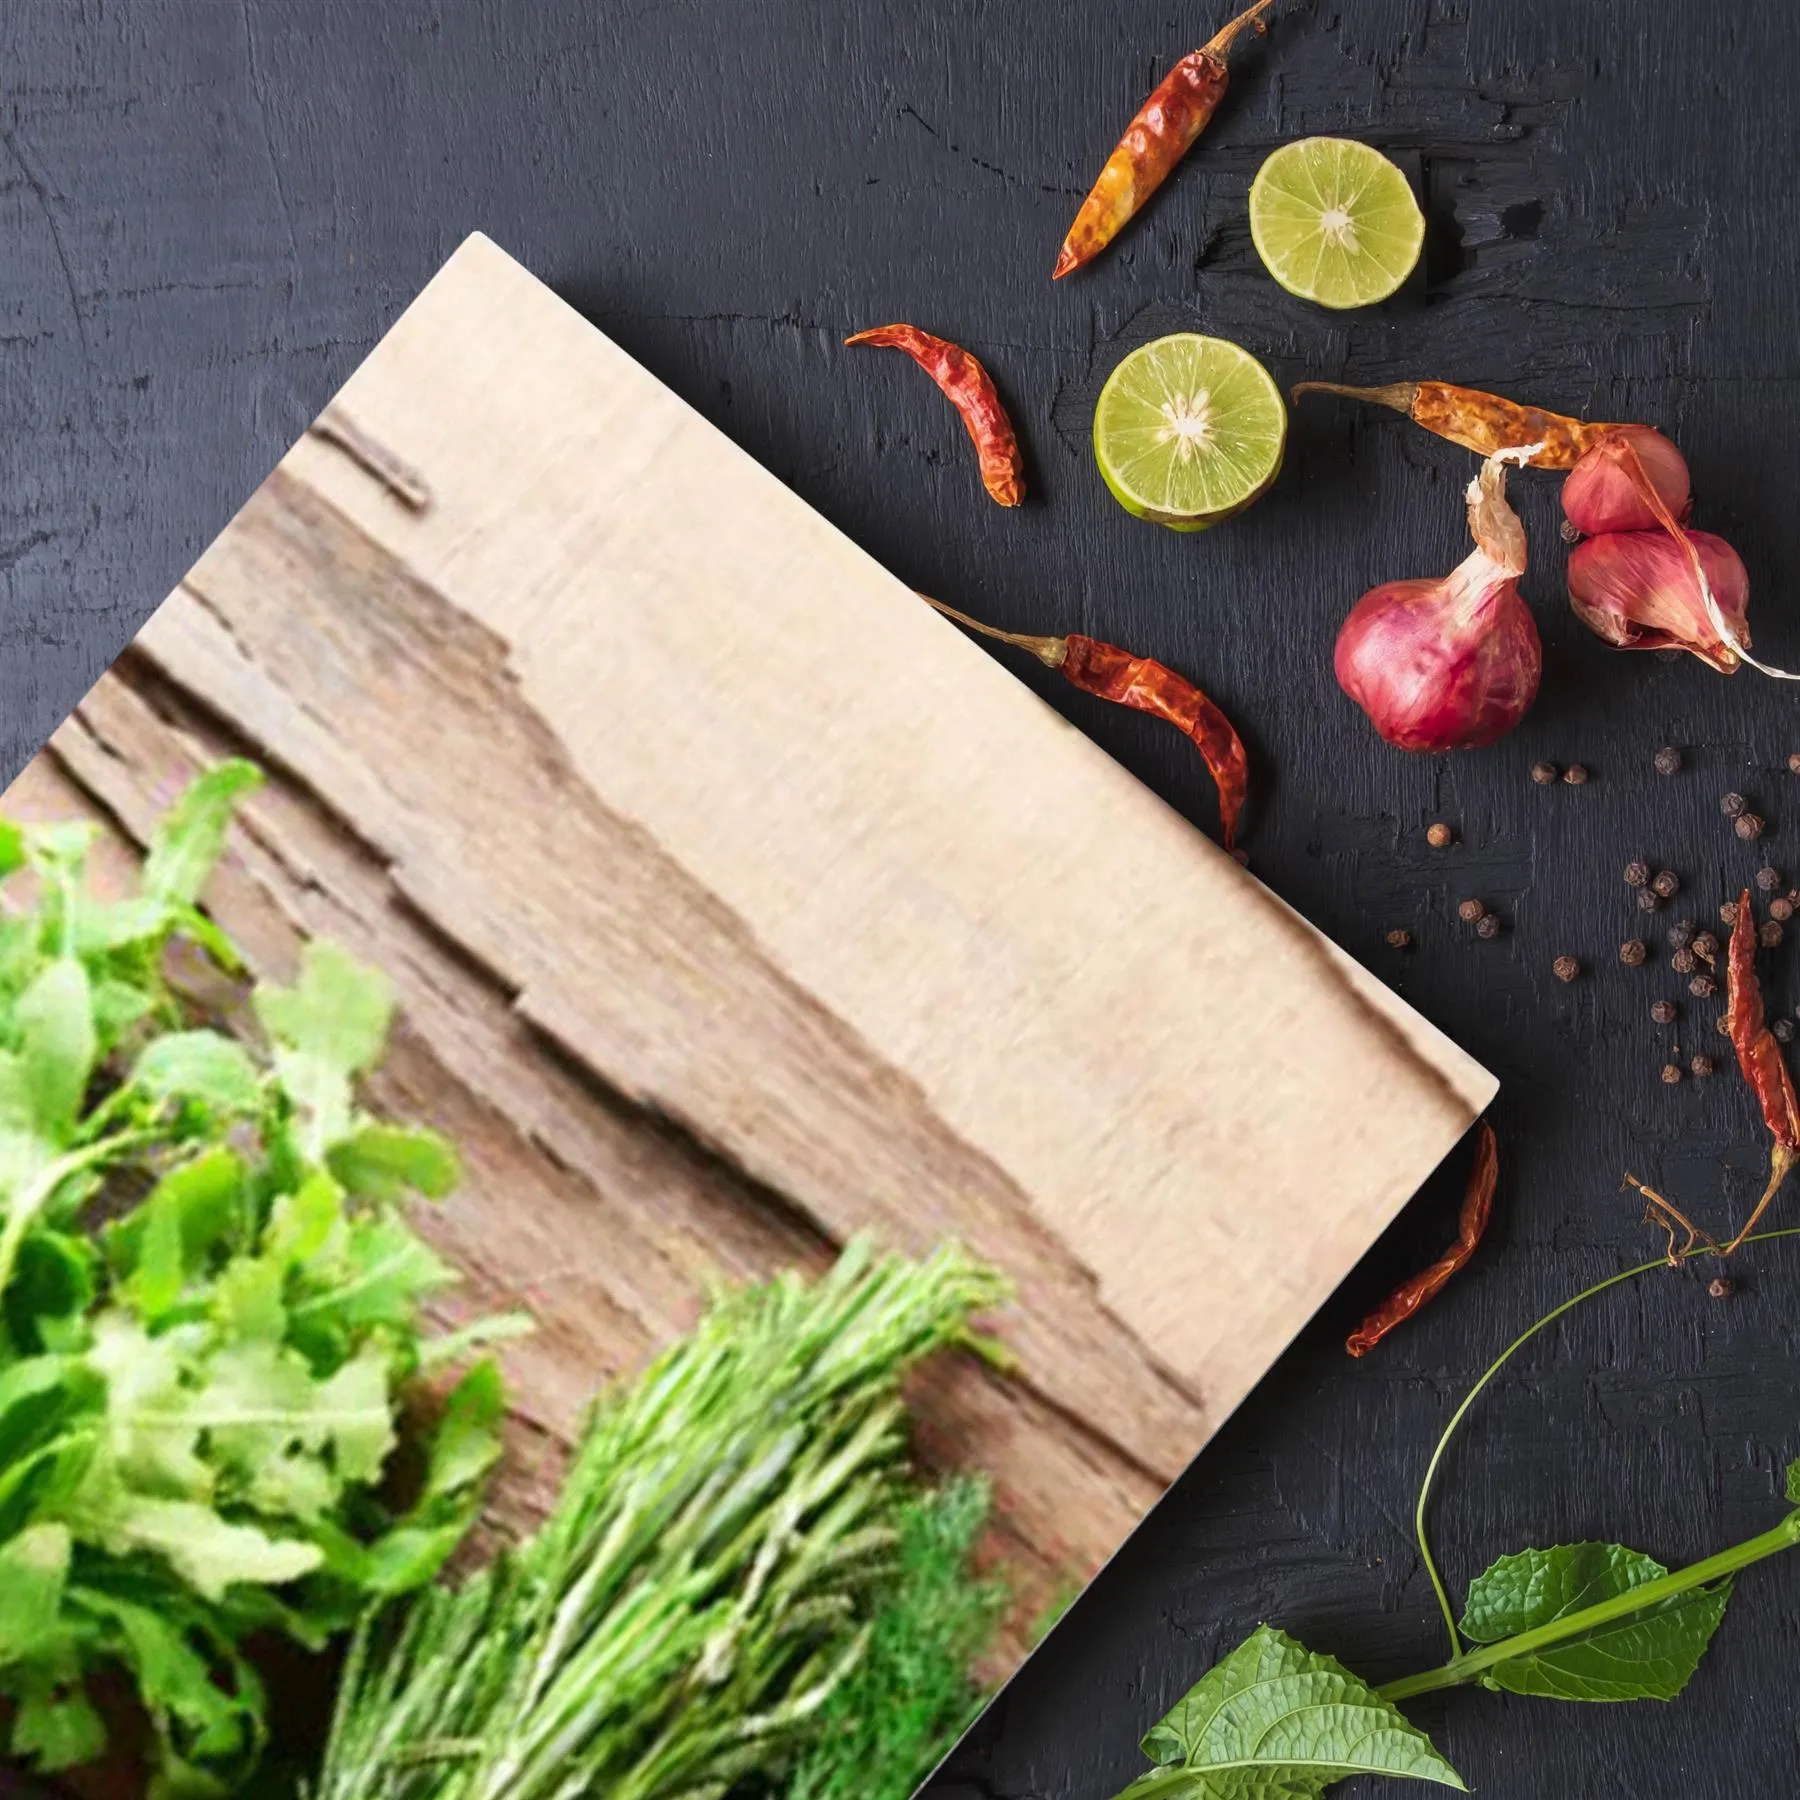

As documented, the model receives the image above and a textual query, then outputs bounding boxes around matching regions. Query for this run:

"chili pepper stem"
[1625,1173,1719,1263]
[916,593,1068,667]
[1721,1143,1798,1256]
[1203,0,1277,57]
[1290,379,1421,415]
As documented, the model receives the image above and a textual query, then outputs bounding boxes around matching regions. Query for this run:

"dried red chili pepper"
[1290,379,1626,469]
[920,595,1249,849]
[1346,1120,1497,1356]
[1053,0,1275,280]
[1723,886,1800,1252]
[844,324,1025,506]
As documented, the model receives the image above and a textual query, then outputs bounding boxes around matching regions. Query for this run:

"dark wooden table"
[5,3,1799,1795]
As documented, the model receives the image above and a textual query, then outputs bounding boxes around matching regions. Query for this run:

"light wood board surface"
[4,233,1496,1654]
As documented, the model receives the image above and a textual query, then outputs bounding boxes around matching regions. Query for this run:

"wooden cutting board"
[5,232,1495,1670]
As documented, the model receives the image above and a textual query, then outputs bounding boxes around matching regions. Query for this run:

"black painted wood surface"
[4,3,1800,1795]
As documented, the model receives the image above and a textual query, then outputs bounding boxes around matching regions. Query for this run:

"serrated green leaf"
[1786,1457,1800,1506]
[83,1495,321,1602]
[0,817,25,881]
[0,1522,72,1660]
[290,1209,455,1341]
[423,1358,506,1503]
[254,939,392,1078]
[1463,1543,1731,1702]
[327,1122,460,1202]
[15,958,96,1136]
[69,894,174,955]
[133,1031,262,1117]
[12,1682,107,1772]
[141,760,262,908]
[1128,1625,1463,1796]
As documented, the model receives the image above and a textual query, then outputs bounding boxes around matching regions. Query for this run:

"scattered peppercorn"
[1651,999,1678,1024]
[1531,760,1559,785]
[1761,919,1786,948]
[1709,1276,1737,1299]
[1661,1062,1683,1084]
[1553,955,1580,983]
[1717,1015,1734,1038]
[1385,928,1412,948]
[1736,813,1767,841]
[1650,869,1680,899]
[1671,948,1698,975]
[1775,1017,1797,1045]
[1721,898,1741,924]
[1690,973,1718,998]
[1457,898,1487,924]
[1476,913,1502,940]
[1774,898,1795,922]
[1426,822,1454,848]
[1624,860,1650,887]
[1789,752,1800,776]
[1636,888,1662,913]
[1758,866,1784,892]
[1722,792,1748,818]
[1669,919,1696,950]
[1691,1053,1715,1077]
[1563,764,1589,785]
[1694,930,1720,960]
[1619,939,1648,966]
[1655,746,1683,775]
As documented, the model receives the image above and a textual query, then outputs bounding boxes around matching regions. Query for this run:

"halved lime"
[1248,137,1424,310]
[1092,334,1287,531]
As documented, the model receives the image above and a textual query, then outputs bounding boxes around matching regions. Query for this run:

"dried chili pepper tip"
[1476,914,1502,940]
[1623,860,1650,887]
[1553,955,1581,982]
[1722,791,1749,818]
[1426,822,1455,847]
[1691,1054,1716,1077]
[1761,919,1786,948]
[1672,948,1698,974]
[1737,813,1768,841]
[1531,761,1560,785]
[1662,1063,1684,1084]
[1709,1275,1737,1299]
[1619,939,1648,966]
[1774,1016,1797,1044]
[1385,927,1413,948]
[1457,898,1487,924]
[1691,973,1719,998]
[1758,866,1785,891]
[1651,999,1678,1023]
[1655,746,1684,775]
[1563,763,1590,785]
[1651,869,1681,899]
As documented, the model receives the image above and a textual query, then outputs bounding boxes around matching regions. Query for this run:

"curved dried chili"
[920,595,1249,850]
[1346,1121,1497,1356]
[1054,0,1275,280]
[1723,887,1800,1252]
[844,324,1025,506]
[1291,379,1624,469]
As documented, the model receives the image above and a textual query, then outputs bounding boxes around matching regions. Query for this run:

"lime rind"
[1093,334,1287,530]
[1248,136,1425,310]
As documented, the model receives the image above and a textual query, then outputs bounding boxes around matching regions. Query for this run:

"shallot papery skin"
[1567,528,1750,672]
[1562,426,1690,535]
[1335,453,1541,752]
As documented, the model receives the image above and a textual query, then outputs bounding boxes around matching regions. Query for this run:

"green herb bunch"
[1107,1236,1800,1798]
[0,767,510,1794]
[313,1241,1010,1800]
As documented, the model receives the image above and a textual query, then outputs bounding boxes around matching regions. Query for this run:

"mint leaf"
[133,1031,263,1117]
[141,759,262,907]
[328,1123,461,1202]
[15,958,96,1138]
[1462,1543,1731,1702]
[1129,1625,1464,1796]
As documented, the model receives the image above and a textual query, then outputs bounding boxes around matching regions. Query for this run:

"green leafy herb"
[0,771,509,1791]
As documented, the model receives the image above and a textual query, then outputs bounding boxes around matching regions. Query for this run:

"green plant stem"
[1380,1513,1800,1703]
[1411,1225,1800,1660]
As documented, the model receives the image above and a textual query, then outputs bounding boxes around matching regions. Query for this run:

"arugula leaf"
[0,1521,71,1659]
[1131,1625,1464,1796]
[1462,1543,1731,1702]
[14,957,96,1139]
[11,1681,107,1772]
[140,758,262,907]
[255,941,394,1152]
[83,1496,322,1602]
[0,816,25,881]
[1787,1457,1800,1506]
[328,1122,461,1202]
[133,1030,263,1117]
[423,1358,506,1503]
[113,1150,247,1323]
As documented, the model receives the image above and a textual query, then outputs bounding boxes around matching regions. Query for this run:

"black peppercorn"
[1709,1276,1737,1299]
[1723,792,1748,818]
[1671,948,1698,975]
[1736,813,1767,841]
[1718,1015,1735,1038]
[1775,1017,1797,1045]
[1636,888,1662,913]
[1690,973,1718,998]
[1624,860,1650,887]
[1619,939,1648,966]
[1385,928,1412,948]
[1758,866,1783,892]
[1457,898,1487,924]
[1476,913,1502,940]
[1694,931,1720,960]
[1668,919,1696,950]
[1651,999,1678,1023]
[1774,898,1795,922]
[1427,822,1454,848]
[1655,746,1683,775]
[1553,955,1580,983]
[1662,1063,1683,1084]
[1761,919,1786,948]
[1563,764,1589,785]
[1721,898,1741,924]
[1531,760,1559,785]
[1651,870,1680,899]
[1789,752,1800,776]
[1691,1054,1715,1077]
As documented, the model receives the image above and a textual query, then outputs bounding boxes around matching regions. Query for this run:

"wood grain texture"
[6,5,1800,1798]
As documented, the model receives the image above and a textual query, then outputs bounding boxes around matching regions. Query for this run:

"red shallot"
[1334,448,1542,751]
[1561,425,1690,535]
[1568,529,1749,672]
